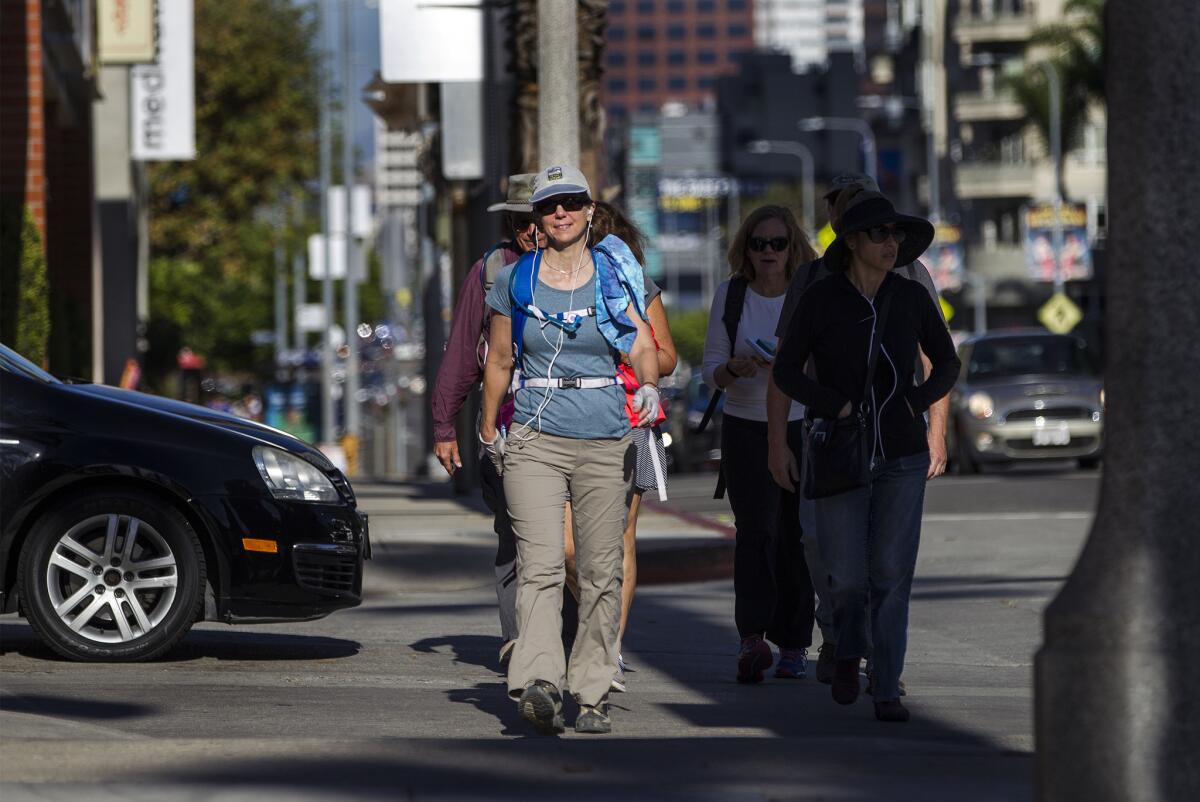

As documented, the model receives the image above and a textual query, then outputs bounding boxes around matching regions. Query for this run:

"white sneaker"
[610,653,627,693]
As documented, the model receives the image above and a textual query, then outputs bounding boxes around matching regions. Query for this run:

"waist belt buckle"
[560,376,579,389]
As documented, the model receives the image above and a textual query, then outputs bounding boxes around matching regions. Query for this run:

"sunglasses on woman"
[865,226,907,244]
[534,194,590,216]
[747,236,790,253]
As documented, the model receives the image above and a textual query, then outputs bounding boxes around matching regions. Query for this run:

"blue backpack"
[507,249,600,372]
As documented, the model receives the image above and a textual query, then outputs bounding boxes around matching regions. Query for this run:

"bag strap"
[860,288,895,414]
[695,277,747,435]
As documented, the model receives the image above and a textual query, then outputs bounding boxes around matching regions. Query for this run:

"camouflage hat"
[487,173,537,213]
[822,171,880,201]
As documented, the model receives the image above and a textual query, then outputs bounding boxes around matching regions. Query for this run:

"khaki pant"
[503,428,634,706]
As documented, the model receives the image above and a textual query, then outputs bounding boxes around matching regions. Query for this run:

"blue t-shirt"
[486,265,630,440]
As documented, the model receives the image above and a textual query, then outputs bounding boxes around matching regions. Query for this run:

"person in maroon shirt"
[431,174,545,666]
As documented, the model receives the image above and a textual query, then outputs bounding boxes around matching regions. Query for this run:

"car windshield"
[0,344,60,384]
[968,337,1097,380]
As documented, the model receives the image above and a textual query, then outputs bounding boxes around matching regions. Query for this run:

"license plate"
[1032,425,1070,446]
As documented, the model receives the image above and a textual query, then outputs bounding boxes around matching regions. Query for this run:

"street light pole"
[798,117,877,181]
[747,139,815,234]
[341,0,361,448]
[1039,61,1065,297]
[318,0,335,446]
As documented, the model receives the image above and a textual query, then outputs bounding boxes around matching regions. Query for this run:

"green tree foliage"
[669,308,711,368]
[1006,0,1106,194]
[147,0,318,375]
[0,205,50,365]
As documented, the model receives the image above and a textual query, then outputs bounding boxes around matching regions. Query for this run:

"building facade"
[754,0,865,71]
[0,0,98,377]
[601,0,756,120]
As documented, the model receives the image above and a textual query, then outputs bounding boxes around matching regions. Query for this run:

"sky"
[311,0,382,172]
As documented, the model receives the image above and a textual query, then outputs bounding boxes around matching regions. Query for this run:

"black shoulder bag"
[803,290,893,500]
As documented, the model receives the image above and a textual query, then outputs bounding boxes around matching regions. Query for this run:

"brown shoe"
[874,699,910,722]
[831,657,862,705]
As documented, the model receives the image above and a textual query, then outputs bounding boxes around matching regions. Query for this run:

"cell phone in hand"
[745,337,777,362]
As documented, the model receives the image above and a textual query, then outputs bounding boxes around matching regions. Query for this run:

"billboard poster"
[1023,204,1092,282]
[98,0,157,64]
[380,0,483,83]
[131,0,195,160]
[923,223,964,292]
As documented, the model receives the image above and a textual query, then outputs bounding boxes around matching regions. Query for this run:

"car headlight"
[967,391,995,419]
[1099,387,1105,408]
[253,446,339,502]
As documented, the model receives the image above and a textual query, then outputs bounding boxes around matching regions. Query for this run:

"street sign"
[1039,292,1083,334]
[380,0,483,84]
[297,304,327,332]
[131,0,195,160]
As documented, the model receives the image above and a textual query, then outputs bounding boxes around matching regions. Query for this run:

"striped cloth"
[633,426,668,500]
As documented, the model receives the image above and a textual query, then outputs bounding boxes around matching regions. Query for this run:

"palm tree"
[1006,0,1105,198]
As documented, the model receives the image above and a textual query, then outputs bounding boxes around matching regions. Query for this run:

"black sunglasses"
[748,236,790,253]
[865,226,907,244]
[534,194,590,216]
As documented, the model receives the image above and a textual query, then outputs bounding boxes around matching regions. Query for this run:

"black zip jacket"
[773,271,960,461]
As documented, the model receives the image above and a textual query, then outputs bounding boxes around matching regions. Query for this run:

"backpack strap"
[509,251,539,370]
[699,277,748,499]
[480,241,514,294]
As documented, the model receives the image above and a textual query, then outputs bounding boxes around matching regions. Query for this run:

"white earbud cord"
[510,216,594,444]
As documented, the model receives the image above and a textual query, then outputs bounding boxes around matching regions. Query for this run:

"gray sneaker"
[517,680,564,735]
[575,701,611,734]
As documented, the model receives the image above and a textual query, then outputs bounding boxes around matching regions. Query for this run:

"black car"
[0,344,368,662]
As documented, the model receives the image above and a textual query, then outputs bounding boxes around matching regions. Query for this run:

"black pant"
[721,414,815,649]
[478,454,578,647]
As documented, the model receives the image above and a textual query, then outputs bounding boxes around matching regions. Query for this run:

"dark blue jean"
[814,452,930,701]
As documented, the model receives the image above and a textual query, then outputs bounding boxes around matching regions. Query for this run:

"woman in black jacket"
[772,192,960,722]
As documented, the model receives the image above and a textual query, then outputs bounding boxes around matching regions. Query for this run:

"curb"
[637,538,734,585]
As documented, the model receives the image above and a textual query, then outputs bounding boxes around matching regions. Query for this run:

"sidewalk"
[353,478,735,589]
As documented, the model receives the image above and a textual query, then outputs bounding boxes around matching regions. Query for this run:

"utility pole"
[318,0,335,445]
[273,199,287,372]
[1039,61,1065,297]
[1035,2,1200,799]
[341,0,361,456]
[536,0,578,165]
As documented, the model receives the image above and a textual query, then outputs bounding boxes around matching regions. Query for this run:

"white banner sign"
[132,0,196,160]
[380,0,483,84]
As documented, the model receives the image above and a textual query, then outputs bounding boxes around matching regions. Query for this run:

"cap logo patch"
[547,167,563,181]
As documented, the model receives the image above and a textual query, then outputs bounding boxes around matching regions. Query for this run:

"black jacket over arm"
[773,271,961,461]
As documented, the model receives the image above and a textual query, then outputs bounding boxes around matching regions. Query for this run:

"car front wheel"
[18,490,205,662]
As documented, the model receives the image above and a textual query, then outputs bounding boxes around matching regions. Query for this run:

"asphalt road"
[0,467,1099,801]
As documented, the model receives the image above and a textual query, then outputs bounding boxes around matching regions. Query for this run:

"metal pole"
[536,0,578,166]
[798,118,877,181]
[274,199,287,371]
[341,0,360,444]
[318,0,335,445]
[927,117,941,221]
[747,140,815,234]
[1041,62,1065,297]
[291,195,305,352]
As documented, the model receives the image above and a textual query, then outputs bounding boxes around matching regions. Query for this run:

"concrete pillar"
[536,0,578,167]
[1034,2,1200,800]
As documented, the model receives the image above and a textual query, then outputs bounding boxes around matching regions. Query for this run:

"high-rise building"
[753,0,865,71]
[601,0,756,121]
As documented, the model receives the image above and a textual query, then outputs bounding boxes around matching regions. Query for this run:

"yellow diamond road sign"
[1039,292,1083,334]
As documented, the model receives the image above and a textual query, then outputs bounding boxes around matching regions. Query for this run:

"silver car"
[947,330,1103,473]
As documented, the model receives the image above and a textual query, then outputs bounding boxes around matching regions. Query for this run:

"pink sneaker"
[737,635,773,684]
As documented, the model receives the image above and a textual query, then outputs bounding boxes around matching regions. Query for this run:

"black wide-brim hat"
[823,192,935,270]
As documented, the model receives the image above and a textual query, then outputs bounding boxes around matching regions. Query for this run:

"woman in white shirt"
[702,205,819,684]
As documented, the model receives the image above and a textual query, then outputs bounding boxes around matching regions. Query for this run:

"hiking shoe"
[874,699,910,722]
[774,648,808,679]
[574,702,612,734]
[736,635,773,684]
[865,670,907,697]
[610,653,627,693]
[831,657,862,705]
[498,640,516,670]
[517,680,564,735]
[815,642,837,684]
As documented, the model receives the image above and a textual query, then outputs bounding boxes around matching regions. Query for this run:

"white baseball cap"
[530,164,592,205]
